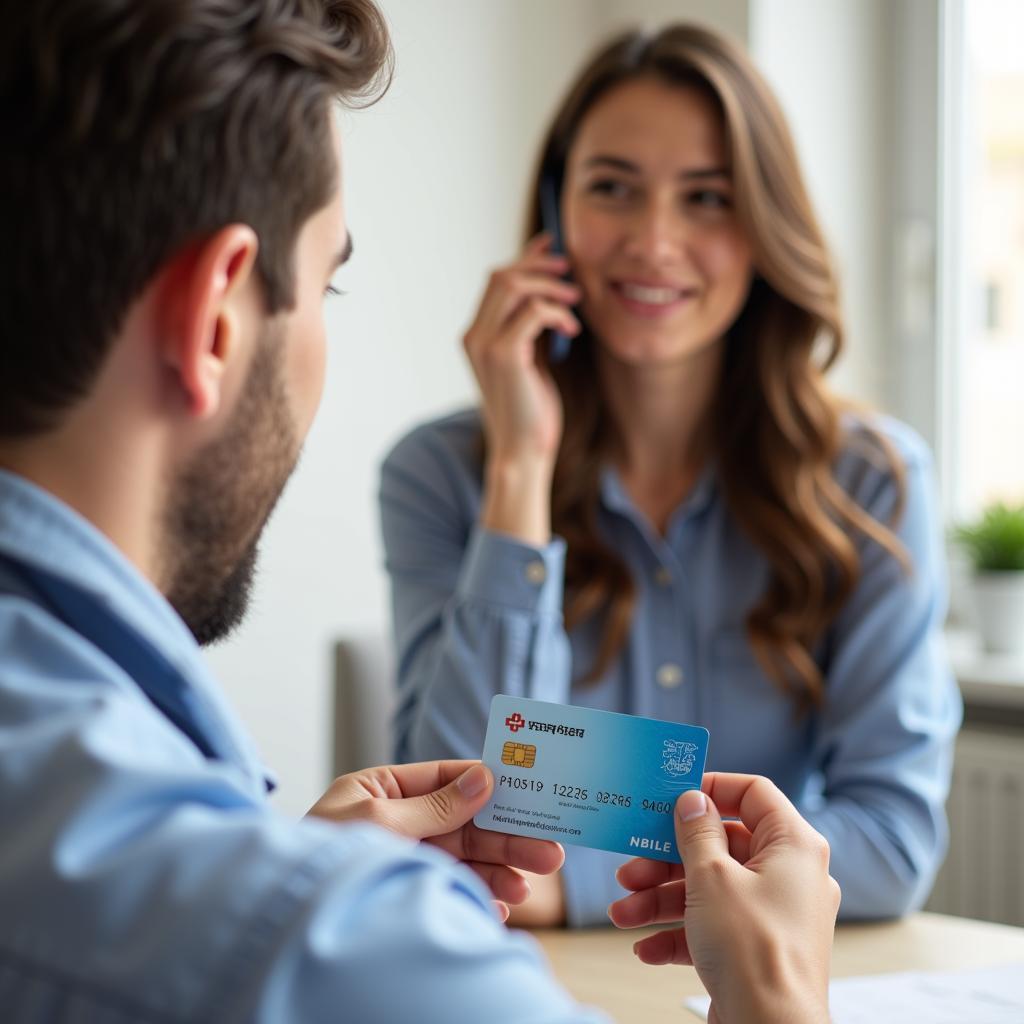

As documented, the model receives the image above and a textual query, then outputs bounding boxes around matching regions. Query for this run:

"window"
[943,0,1024,517]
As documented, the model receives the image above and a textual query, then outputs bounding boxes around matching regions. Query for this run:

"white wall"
[749,0,892,405]
[597,0,748,40]
[206,0,898,816]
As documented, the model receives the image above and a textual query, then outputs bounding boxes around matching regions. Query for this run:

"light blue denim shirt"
[381,408,963,927]
[0,470,605,1023]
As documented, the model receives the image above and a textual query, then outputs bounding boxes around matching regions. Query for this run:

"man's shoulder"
[0,589,139,697]
[0,592,502,1019]
[0,589,212,774]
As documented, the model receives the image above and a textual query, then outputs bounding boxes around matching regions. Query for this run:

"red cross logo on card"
[505,712,526,733]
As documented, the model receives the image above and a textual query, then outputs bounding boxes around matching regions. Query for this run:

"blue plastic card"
[474,695,709,863]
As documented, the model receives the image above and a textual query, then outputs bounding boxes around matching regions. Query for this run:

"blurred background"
[203,0,1024,923]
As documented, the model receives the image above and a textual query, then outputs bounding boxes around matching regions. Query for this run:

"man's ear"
[162,225,260,419]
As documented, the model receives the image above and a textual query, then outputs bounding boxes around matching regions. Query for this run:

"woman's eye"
[588,178,633,200]
[688,189,731,210]
[324,283,347,298]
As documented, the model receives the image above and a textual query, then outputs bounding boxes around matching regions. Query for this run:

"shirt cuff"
[455,525,566,618]
[561,845,629,928]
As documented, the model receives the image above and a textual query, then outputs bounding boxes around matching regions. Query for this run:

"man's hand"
[608,772,839,1024]
[308,760,564,921]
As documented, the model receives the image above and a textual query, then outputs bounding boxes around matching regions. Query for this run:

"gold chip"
[501,741,537,768]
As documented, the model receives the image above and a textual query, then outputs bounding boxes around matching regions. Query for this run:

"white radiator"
[927,726,1024,926]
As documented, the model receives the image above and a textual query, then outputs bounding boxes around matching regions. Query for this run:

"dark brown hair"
[523,24,907,709]
[0,0,392,437]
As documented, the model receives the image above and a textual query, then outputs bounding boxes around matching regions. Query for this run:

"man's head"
[0,0,390,643]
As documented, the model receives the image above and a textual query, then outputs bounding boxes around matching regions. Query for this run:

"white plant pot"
[970,571,1024,655]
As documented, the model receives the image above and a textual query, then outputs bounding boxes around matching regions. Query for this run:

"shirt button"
[654,566,673,587]
[656,663,684,689]
[524,560,546,585]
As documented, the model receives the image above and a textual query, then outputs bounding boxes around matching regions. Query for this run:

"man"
[0,1,839,1021]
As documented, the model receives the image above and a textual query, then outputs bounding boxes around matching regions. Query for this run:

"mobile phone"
[539,172,573,362]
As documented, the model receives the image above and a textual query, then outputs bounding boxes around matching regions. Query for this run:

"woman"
[379,23,961,927]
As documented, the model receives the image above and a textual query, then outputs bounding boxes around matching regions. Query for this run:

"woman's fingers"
[523,231,564,260]
[523,231,554,256]
[460,233,577,465]
[502,296,580,348]
[483,275,581,336]
[465,230,577,346]
[468,269,579,344]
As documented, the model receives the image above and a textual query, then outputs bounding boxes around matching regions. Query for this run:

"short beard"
[163,323,298,646]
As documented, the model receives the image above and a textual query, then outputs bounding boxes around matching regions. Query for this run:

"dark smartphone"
[539,172,573,362]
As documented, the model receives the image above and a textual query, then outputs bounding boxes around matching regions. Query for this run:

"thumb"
[390,763,494,840]
[674,789,729,872]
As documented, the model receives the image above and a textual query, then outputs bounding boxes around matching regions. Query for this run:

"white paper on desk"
[683,962,1024,1023]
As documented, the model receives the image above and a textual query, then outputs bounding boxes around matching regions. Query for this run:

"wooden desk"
[531,912,1024,1022]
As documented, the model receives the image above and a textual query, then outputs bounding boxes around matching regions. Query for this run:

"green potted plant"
[954,502,1024,654]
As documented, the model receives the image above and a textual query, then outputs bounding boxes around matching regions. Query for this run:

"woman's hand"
[608,772,839,1024]
[463,234,581,545]
[307,760,564,922]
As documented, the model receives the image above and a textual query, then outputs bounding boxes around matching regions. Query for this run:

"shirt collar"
[0,469,275,796]
[599,461,718,527]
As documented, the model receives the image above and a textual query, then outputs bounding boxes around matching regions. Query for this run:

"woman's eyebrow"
[583,154,641,173]
[581,155,729,180]
[678,167,729,181]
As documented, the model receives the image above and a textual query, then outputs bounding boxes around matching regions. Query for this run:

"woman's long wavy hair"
[521,24,907,711]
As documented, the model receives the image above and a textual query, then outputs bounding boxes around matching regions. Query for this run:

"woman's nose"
[622,198,691,266]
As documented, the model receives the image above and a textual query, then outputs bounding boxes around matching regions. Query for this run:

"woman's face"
[562,77,755,367]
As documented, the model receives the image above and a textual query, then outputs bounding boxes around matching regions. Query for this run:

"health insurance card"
[474,695,709,863]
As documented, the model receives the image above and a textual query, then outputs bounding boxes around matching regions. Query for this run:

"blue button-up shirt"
[381,409,962,927]
[0,470,604,1023]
